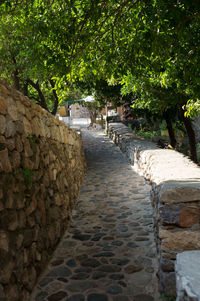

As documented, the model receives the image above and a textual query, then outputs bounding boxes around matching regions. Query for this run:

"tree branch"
[49,78,59,115]
[175,12,200,30]
[27,79,49,112]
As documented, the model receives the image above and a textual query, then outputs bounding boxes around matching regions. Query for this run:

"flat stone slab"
[176,251,200,300]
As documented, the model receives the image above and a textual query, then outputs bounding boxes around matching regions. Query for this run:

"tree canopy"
[0,0,200,160]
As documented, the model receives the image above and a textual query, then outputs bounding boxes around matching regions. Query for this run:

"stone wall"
[107,122,200,296]
[0,81,86,301]
[176,251,200,300]
[70,103,90,119]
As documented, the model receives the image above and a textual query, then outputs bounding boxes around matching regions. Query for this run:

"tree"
[1,0,200,161]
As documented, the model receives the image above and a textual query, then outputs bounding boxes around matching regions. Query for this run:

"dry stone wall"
[107,122,200,296]
[0,81,86,301]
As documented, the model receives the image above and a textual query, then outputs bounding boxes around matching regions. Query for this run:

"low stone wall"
[107,122,200,296]
[0,81,86,301]
[176,251,200,300]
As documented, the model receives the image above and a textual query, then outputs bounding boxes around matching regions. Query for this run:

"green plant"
[160,120,167,131]
[137,129,159,138]
[27,133,38,148]
[159,293,176,301]
[22,167,34,189]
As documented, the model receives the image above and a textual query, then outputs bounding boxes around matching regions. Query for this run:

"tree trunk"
[180,106,198,163]
[12,57,20,90]
[12,69,20,90]
[163,110,177,148]
[89,110,97,124]
[49,79,59,115]
[23,81,28,96]
[27,79,49,112]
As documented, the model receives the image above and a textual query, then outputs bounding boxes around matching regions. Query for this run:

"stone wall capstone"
[0,81,86,301]
[107,122,200,297]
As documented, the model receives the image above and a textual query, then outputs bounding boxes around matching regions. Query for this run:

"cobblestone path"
[30,129,158,301]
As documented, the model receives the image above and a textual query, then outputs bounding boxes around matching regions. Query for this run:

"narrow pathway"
[30,129,158,301]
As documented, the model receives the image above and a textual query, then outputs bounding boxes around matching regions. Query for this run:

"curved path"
[30,129,158,301]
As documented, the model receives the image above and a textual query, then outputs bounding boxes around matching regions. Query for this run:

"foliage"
[0,0,200,160]
[136,130,159,139]
[22,167,34,189]
[27,133,38,148]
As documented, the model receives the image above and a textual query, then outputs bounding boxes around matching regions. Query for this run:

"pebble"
[47,291,68,301]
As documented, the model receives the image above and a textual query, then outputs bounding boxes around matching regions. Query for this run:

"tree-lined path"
[30,128,158,301]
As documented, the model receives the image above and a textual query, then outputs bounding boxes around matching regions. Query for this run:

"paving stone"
[91,233,105,241]
[81,258,100,268]
[117,225,128,232]
[39,278,53,287]
[66,259,77,267]
[107,285,123,295]
[74,267,92,273]
[112,240,123,246]
[118,280,127,287]
[66,281,97,292]
[87,293,108,301]
[47,267,72,278]
[92,272,107,279]
[73,234,91,241]
[57,277,68,283]
[124,264,143,274]
[109,274,124,280]
[35,291,48,301]
[71,273,89,280]
[94,252,114,257]
[66,294,85,301]
[127,242,138,248]
[135,237,149,241]
[98,265,121,273]
[110,258,130,266]
[47,291,68,301]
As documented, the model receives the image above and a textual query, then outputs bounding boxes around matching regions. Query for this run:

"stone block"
[0,260,15,284]
[22,117,32,134]
[31,117,41,137]
[7,104,19,121]
[176,251,200,300]
[179,207,200,228]
[160,229,200,252]
[6,138,15,151]
[16,100,25,115]
[158,270,176,296]
[24,139,33,158]
[159,181,200,204]
[0,149,12,172]
[0,115,6,134]
[11,150,21,169]
[160,257,175,273]
[160,205,200,228]
[0,231,9,253]
[5,119,16,138]
[0,96,7,114]
[15,121,24,134]
[5,284,19,301]
[25,107,32,121]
